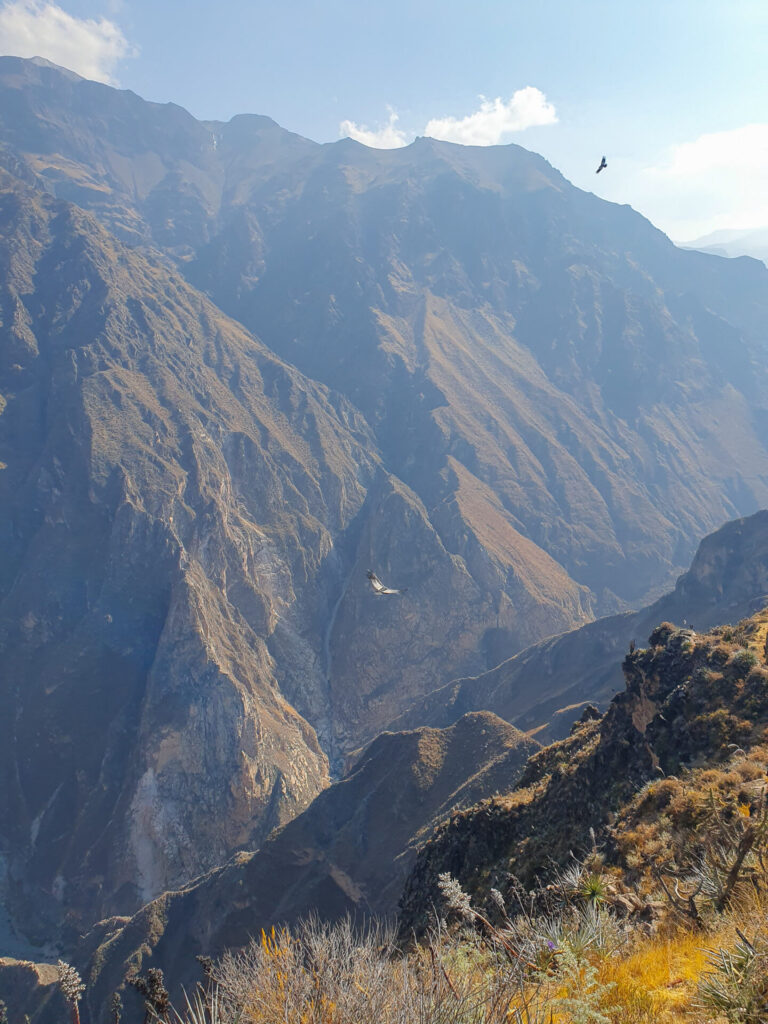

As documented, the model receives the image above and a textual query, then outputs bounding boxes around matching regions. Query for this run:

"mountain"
[681,226,768,266]
[399,603,768,937]
[4,55,768,952]
[10,511,768,1021]
[0,159,585,945]
[0,168,370,939]
[3,57,768,619]
[391,510,768,742]
[59,712,535,1021]
[8,533,768,1020]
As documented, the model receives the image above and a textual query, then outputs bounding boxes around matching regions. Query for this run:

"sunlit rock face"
[0,180,364,936]
[0,171,585,942]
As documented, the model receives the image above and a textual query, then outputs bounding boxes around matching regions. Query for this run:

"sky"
[1,0,767,241]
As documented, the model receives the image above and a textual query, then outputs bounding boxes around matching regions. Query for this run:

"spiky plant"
[130,967,171,1024]
[578,873,609,905]
[56,961,85,1024]
[695,930,768,1023]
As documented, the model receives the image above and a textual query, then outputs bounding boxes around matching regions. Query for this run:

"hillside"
[7,605,768,1021]
[3,57,768,621]
[392,510,768,742]
[399,606,768,937]
[0,168,374,938]
[0,162,596,940]
[69,713,535,1021]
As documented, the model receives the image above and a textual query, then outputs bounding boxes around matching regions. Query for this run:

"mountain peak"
[28,56,82,77]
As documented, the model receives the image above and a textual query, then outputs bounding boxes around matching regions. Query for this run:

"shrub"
[549,947,617,1024]
[709,644,733,668]
[649,622,675,647]
[728,648,759,679]
[695,930,768,1023]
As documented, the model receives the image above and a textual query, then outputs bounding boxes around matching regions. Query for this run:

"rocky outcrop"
[398,608,768,937]
[391,510,768,742]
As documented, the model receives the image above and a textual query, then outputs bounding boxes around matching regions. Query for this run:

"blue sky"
[1,0,767,240]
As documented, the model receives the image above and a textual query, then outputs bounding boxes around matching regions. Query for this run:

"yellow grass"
[597,930,708,1021]
[585,911,763,1023]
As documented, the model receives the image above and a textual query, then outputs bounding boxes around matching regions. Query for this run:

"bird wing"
[367,571,405,595]
[368,572,387,593]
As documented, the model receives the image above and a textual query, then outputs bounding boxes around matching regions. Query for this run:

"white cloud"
[609,124,768,241]
[339,107,408,149]
[339,88,557,151]
[0,0,134,84]
[424,88,557,146]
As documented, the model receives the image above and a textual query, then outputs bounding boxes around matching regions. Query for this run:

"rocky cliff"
[392,509,768,742]
[70,712,536,1021]
[398,606,768,937]
[0,170,372,938]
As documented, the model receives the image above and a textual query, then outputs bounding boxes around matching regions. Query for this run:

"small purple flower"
[546,940,556,950]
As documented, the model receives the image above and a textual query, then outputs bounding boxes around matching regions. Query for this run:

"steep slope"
[3,57,768,620]
[0,169,380,939]
[0,164,588,945]
[68,713,537,1020]
[392,509,768,742]
[399,607,768,937]
[5,54,768,962]
[0,59,600,752]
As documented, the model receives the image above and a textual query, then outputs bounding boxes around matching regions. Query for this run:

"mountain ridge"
[3,57,768,612]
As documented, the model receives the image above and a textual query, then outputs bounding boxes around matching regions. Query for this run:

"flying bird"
[596,156,607,174]
[367,570,406,596]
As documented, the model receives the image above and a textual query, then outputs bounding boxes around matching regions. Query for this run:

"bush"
[708,644,733,668]
[648,622,675,647]
[728,648,759,679]
[696,930,768,1023]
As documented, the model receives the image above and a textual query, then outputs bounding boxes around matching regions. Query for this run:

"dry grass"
[194,901,768,1024]
[597,929,708,1022]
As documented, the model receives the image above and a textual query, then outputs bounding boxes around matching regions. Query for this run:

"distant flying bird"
[596,156,607,174]
[367,570,406,596]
